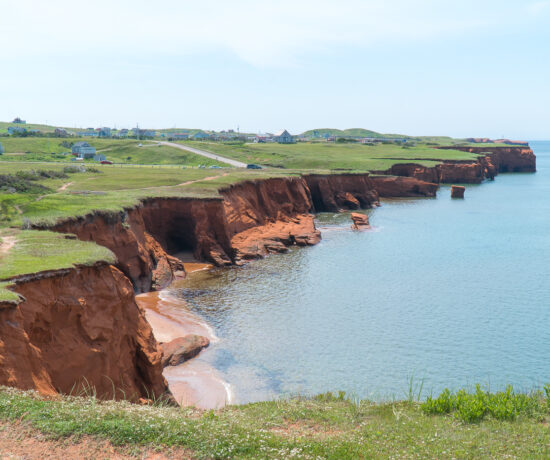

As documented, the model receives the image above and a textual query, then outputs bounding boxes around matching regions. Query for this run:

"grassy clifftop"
[0,386,549,458]
[0,230,115,302]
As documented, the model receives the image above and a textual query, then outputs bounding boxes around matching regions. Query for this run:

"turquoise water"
[174,141,550,403]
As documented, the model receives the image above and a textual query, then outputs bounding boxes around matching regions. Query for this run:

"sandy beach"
[136,263,232,410]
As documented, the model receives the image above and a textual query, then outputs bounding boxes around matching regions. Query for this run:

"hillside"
[300,128,409,138]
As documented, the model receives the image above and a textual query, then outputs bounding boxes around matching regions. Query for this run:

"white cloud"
[0,0,533,67]
[527,1,550,15]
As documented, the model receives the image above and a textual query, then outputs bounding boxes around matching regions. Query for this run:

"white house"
[72,141,96,158]
[274,129,294,144]
[93,154,106,162]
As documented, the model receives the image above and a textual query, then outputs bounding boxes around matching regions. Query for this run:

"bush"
[15,169,68,181]
[0,174,50,194]
[422,384,546,423]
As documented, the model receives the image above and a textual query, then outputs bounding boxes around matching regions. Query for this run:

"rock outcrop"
[161,335,210,367]
[351,213,370,230]
[451,185,465,198]
[0,264,168,401]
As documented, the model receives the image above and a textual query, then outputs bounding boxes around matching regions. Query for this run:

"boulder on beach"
[451,185,465,198]
[161,335,210,367]
[351,212,370,230]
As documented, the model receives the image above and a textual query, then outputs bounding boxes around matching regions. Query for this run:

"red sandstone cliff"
[370,176,438,197]
[303,174,379,211]
[0,264,167,400]
[378,146,535,184]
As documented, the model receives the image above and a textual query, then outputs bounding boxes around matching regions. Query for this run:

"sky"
[1,0,549,138]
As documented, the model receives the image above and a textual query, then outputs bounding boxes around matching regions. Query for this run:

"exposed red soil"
[0,264,168,401]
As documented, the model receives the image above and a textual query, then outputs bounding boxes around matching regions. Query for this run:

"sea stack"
[451,185,465,198]
[351,212,370,230]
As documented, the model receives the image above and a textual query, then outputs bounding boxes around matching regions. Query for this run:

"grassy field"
[179,141,480,171]
[0,386,549,458]
[0,138,223,166]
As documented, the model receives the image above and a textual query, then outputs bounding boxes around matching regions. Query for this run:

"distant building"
[98,127,111,138]
[171,133,189,140]
[7,126,27,135]
[274,129,294,144]
[72,141,96,158]
[118,129,129,138]
[254,136,268,143]
[191,131,210,140]
[55,128,68,136]
[93,153,106,162]
[77,131,99,137]
[12,117,26,124]
[0,143,4,154]
[132,128,155,138]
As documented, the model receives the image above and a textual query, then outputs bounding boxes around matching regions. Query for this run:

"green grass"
[181,141,481,171]
[0,138,228,166]
[0,230,115,281]
[0,386,549,458]
[0,162,297,227]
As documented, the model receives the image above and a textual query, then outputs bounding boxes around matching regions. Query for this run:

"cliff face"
[370,176,438,197]
[303,174,380,212]
[49,211,185,292]
[0,264,167,400]
[43,173,444,288]
[380,146,536,184]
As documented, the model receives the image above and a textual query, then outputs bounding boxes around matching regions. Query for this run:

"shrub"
[0,174,50,194]
[421,384,547,423]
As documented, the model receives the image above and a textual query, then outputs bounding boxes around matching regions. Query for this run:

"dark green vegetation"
[1,386,549,459]
[422,384,550,423]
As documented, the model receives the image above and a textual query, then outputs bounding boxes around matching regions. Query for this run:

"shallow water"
[169,141,550,403]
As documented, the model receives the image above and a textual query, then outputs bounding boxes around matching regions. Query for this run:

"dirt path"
[57,182,73,192]
[177,173,228,187]
[0,422,193,459]
[0,236,16,256]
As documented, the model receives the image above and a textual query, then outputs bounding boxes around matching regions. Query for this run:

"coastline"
[136,263,234,409]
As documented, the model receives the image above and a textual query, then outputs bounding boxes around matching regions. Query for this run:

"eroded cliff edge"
[44,175,394,291]
[378,146,536,184]
[0,263,167,400]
